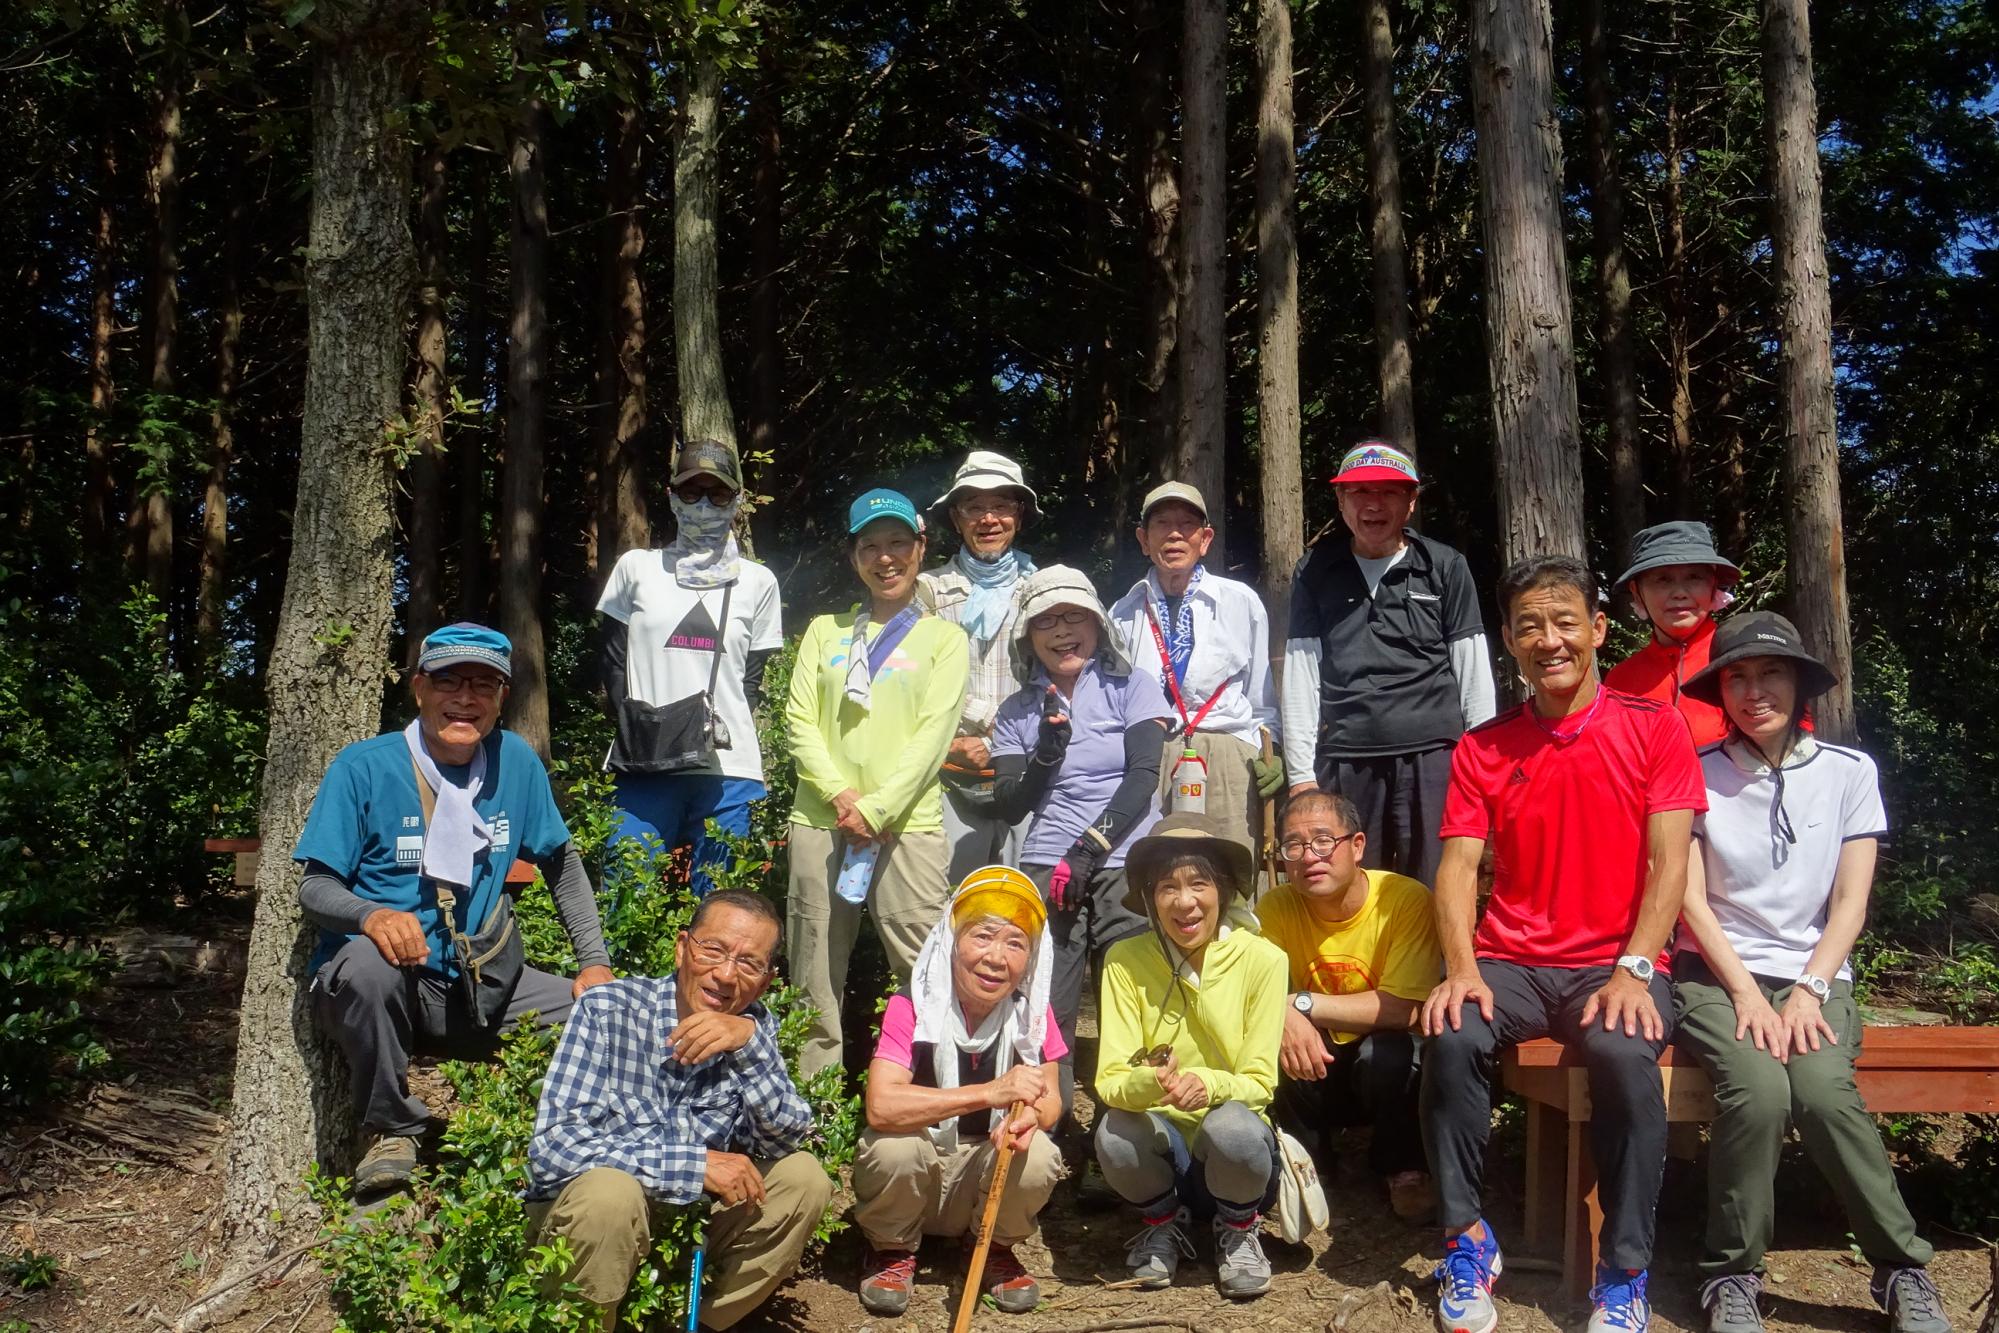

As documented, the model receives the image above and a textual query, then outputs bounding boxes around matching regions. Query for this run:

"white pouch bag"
[1272,1126,1330,1244]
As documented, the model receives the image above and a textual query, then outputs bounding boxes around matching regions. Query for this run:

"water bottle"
[1170,747,1208,815]
[835,841,878,905]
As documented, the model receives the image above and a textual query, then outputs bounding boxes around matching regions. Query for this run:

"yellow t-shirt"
[1256,869,1441,1044]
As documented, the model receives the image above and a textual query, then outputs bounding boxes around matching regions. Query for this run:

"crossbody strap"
[407,752,460,928]
[1143,601,1224,738]
[704,580,736,698]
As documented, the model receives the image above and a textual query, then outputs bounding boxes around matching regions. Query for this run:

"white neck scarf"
[403,719,492,890]
[907,911,1053,1153]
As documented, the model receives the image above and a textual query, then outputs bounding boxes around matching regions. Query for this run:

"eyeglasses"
[1028,609,1093,632]
[425,671,505,699]
[674,478,738,504]
[955,498,1020,519]
[1278,832,1360,861]
[682,933,772,981]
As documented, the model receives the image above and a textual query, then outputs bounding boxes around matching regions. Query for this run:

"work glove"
[1251,753,1286,799]
[1047,829,1111,913]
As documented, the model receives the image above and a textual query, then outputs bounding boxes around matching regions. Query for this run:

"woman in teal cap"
[786,488,970,1079]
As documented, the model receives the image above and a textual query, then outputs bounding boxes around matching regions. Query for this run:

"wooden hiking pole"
[1259,727,1280,892]
[951,1100,1026,1333]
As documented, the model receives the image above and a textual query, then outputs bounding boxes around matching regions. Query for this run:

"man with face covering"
[598,439,784,897]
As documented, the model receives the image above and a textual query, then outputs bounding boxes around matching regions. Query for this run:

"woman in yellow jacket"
[1094,812,1287,1301]
[786,488,968,1079]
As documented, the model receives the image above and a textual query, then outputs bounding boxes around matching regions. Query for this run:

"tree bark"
[1581,0,1645,558]
[197,163,249,655]
[196,1,418,1312]
[83,140,118,561]
[594,99,649,572]
[407,142,450,645]
[1662,11,1697,516]
[457,156,492,619]
[674,55,738,451]
[1256,0,1304,646]
[136,19,184,607]
[1468,0,1587,565]
[1130,0,1181,488]
[1175,0,1227,554]
[1360,0,1417,457]
[1764,0,1854,738]
[745,43,783,513]
[499,14,553,759]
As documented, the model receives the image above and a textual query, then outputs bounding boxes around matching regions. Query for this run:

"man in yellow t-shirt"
[1259,791,1440,1222]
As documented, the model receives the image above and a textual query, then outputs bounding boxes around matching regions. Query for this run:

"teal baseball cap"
[847,488,923,537]
[416,622,514,678]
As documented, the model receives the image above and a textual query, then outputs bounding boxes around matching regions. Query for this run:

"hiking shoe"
[1124,1207,1196,1288]
[859,1245,918,1317]
[1212,1215,1272,1300]
[980,1242,1041,1314]
[353,1132,420,1195]
[1873,1266,1952,1333]
[1434,1221,1503,1333]
[1588,1264,1652,1333]
[1389,1170,1440,1225]
[1701,1273,1765,1333]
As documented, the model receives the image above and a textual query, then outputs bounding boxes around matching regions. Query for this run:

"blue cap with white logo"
[416,622,514,678]
[847,488,924,537]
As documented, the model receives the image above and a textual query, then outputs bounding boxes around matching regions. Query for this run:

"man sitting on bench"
[1419,556,1703,1333]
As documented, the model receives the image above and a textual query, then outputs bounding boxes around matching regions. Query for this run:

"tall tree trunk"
[595,99,650,571]
[1468,0,1587,565]
[745,44,782,520]
[457,157,493,619]
[407,143,449,645]
[674,56,737,451]
[137,24,184,607]
[1256,0,1303,646]
[195,2,419,1313]
[1662,9,1697,516]
[1581,0,1645,558]
[1764,0,1854,738]
[1175,0,1227,554]
[499,16,553,759]
[1360,0,1417,457]
[197,163,248,655]
[83,140,117,560]
[1131,0,1181,487]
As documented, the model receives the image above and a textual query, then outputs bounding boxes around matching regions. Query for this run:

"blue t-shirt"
[294,729,571,975]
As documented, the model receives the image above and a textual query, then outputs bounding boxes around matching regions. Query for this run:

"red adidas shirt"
[1440,686,1706,969]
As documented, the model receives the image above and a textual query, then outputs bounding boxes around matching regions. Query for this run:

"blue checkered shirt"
[525,976,813,1205]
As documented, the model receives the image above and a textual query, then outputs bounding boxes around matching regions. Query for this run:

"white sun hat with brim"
[930,449,1040,524]
[1009,564,1132,680]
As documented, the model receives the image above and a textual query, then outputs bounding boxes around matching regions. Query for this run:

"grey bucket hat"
[1010,564,1132,680]
[1614,521,1742,590]
[1681,611,1838,707]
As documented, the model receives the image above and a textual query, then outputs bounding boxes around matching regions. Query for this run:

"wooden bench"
[203,837,541,888]
[1501,1028,1999,1299]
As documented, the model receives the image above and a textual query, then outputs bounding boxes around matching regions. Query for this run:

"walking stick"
[951,1100,1026,1333]
[686,1243,705,1331]
[1259,727,1281,894]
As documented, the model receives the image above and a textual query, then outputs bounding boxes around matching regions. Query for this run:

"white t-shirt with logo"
[596,551,784,782]
[1690,737,1888,982]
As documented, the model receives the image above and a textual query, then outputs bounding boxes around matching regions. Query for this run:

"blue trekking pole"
[686,1244,706,1332]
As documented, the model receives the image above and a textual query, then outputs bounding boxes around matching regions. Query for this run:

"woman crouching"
[853,866,1067,1318]
[1093,813,1288,1300]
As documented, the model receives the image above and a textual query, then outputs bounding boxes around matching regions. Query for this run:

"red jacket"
[1603,617,1728,748]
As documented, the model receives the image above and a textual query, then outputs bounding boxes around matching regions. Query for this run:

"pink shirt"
[872,992,1070,1068]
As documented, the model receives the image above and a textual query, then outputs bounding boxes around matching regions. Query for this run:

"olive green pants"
[1674,959,1933,1277]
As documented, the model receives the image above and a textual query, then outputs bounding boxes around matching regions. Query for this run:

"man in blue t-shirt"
[296,623,615,1197]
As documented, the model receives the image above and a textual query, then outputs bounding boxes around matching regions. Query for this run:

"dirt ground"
[3,915,1993,1333]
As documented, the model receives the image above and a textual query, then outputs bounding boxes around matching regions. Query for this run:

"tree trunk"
[195,2,418,1314]
[499,15,553,759]
[457,157,493,619]
[137,24,184,607]
[1360,0,1417,457]
[1581,0,1645,558]
[1662,11,1697,516]
[1764,0,1854,738]
[674,56,738,451]
[594,99,649,572]
[746,43,783,523]
[1468,0,1587,565]
[1256,0,1303,646]
[197,163,248,655]
[407,143,449,645]
[1175,0,1227,554]
[83,140,117,561]
[1131,0,1181,487]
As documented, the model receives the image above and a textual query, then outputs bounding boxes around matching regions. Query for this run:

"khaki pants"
[1157,730,1264,859]
[525,1153,833,1330]
[852,1127,1064,1249]
[787,822,951,1078]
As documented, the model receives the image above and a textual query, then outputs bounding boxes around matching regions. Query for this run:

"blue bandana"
[953,547,1036,642]
[1147,565,1204,687]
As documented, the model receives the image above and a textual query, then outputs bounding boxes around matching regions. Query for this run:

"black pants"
[1317,746,1453,887]
[1419,959,1672,1271]
[309,936,576,1134]
[1271,1030,1425,1176]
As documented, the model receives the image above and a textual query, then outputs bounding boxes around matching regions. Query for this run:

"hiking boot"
[1701,1273,1765,1333]
[859,1244,918,1317]
[353,1132,420,1195]
[1389,1170,1440,1225]
[1587,1264,1652,1333]
[1873,1266,1952,1333]
[980,1242,1041,1314]
[1434,1220,1503,1333]
[1123,1207,1196,1288]
[1212,1215,1272,1300]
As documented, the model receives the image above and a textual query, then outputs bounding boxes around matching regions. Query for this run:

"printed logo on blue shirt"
[490,815,511,848]
[396,835,424,864]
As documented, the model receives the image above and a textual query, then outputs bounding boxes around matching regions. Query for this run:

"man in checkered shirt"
[526,891,831,1329]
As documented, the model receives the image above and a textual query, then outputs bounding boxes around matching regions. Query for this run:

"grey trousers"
[941,786,1030,884]
[1094,1101,1279,1224]
[309,935,575,1134]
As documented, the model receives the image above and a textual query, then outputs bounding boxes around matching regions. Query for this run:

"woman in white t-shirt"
[596,440,783,898]
[1674,612,1947,1333]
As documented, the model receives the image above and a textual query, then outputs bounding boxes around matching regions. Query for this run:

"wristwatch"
[1794,973,1832,1002]
[1292,992,1314,1016]
[1615,954,1657,983]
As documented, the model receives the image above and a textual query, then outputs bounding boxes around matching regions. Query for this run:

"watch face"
[1294,993,1312,1013]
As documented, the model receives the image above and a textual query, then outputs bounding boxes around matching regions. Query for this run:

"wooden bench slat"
[1508,1030,1999,1069]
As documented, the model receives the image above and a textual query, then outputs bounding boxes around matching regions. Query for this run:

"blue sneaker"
[1588,1264,1652,1333]
[1434,1221,1503,1333]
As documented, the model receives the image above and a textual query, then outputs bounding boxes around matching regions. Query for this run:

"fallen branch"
[1032,1320,1217,1333]
[174,1239,320,1329]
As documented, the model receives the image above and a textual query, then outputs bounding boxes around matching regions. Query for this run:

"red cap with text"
[1330,440,1420,486]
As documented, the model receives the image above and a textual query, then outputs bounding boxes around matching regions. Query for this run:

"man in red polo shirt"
[1418,555,1703,1333]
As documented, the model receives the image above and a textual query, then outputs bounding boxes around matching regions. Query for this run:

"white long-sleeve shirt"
[1109,567,1281,752]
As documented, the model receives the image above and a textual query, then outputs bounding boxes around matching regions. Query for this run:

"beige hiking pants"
[852,1126,1064,1250]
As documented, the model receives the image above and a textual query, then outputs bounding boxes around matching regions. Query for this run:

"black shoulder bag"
[611,578,735,774]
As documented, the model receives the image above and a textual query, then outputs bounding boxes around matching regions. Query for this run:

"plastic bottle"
[1170,747,1208,815]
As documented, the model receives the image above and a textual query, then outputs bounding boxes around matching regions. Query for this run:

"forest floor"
[2,912,1993,1333]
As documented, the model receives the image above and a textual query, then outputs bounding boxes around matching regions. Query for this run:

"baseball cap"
[672,439,743,490]
[417,622,513,678]
[1331,440,1420,487]
[1139,480,1209,522]
[847,488,924,537]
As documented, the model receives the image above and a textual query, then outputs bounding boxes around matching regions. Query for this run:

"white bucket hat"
[1010,564,1132,679]
[931,449,1040,524]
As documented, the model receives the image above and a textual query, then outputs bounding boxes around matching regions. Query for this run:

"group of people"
[291,439,1953,1333]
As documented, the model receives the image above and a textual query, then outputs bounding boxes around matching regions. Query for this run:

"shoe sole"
[1220,1278,1272,1300]
[859,1292,910,1317]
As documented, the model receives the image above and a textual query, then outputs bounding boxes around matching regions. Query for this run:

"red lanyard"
[1144,602,1223,738]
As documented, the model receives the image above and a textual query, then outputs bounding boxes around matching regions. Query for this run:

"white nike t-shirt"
[596,550,784,782]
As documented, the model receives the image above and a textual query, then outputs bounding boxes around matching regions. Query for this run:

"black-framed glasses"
[674,478,738,505]
[1278,832,1360,861]
[425,671,505,699]
[954,498,1020,519]
[682,933,772,981]
[1028,609,1093,632]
